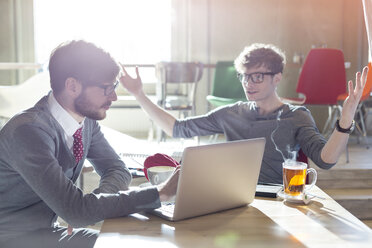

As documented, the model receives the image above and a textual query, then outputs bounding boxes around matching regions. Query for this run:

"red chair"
[297,149,308,164]
[283,48,348,136]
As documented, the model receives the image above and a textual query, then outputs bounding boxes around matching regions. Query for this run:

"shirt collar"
[48,92,84,136]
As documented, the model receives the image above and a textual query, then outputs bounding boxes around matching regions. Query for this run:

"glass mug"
[282,160,317,197]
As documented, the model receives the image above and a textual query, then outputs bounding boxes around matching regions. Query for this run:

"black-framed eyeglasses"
[94,80,120,96]
[237,72,277,84]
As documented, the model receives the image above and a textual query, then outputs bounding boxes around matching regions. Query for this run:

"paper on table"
[101,126,184,169]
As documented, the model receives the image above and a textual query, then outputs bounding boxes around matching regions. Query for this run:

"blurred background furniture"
[206,61,246,108]
[155,62,204,141]
[155,62,204,117]
[282,48,348,137]
[205,61,246,142]
[0,71,50,126]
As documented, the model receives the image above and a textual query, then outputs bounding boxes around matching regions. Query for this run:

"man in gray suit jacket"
[0,40,179,248]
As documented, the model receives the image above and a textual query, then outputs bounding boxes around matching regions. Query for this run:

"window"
[33,0,171,83]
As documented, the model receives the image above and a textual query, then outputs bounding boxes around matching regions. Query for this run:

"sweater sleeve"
[173,105,229,138]
[9,124,160,228]
[86,121,132,194]
[293,108,336,169]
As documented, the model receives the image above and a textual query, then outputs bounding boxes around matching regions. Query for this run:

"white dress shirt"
[48,92,84,150]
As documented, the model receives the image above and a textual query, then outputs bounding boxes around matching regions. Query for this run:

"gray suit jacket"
[0,94,160,242]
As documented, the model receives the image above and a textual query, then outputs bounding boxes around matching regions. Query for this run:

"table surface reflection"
[94,186,372,248]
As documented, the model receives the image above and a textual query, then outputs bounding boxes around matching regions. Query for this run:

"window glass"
[33,0,171,83]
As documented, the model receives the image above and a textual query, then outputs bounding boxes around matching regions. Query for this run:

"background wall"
[167,0,369,133]
[0,0,369,136]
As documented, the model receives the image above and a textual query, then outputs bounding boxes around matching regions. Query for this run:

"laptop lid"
[165,138,265,221]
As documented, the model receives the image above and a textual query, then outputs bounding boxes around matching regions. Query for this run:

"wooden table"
[94,186,372,247]
[95,128,372,247]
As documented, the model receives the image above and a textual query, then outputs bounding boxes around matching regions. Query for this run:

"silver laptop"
[149,137,266,221]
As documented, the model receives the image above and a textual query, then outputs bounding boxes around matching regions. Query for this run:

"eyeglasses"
[237,72,277,84]
[94,80,120,96]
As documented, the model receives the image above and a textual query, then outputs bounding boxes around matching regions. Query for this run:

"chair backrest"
[155,62,204,114]
[155,62,203,84]
[360,62,372,101]
[297,48,347,105]
[211,61,246,100]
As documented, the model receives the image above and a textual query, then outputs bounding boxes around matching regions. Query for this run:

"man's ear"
[65,77,82,96]
[273,73,282,86]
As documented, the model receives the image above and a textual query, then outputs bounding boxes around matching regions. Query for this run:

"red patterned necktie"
[73,127,83,163]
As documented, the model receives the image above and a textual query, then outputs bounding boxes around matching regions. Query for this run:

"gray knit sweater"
[173,101,335,184]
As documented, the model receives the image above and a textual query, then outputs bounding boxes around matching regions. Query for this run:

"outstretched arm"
[119,64,176,136]
[321,66,369,163]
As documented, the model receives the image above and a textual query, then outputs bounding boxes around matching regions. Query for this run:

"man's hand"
[321,66,369,164]
[157,166,181,202]
[67,224,73,235]
[119,64,144,97]
[339,66,369,128]
[118,63,177,136]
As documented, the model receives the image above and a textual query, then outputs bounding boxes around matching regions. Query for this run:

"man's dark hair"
[48,40,120,94]
[234,43,286,74]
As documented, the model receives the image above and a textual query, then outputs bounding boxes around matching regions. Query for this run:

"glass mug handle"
[304,168,317,192]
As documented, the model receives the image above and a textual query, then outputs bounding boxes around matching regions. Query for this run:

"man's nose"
[108,91,118,101]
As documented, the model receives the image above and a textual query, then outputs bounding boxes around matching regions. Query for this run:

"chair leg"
[354,105,363,144]
[357,104,369,149]
[322,106,333,136]
[148,119,155,141]
[322,105,340,138]
[160,130,166,142]
[208,134,219,143]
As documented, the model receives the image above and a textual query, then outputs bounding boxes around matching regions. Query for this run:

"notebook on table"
[255,183,283,198]
[149,137,266,221]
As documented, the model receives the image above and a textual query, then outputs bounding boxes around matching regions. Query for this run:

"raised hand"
[340,66,369,125]
[119,64,144,97]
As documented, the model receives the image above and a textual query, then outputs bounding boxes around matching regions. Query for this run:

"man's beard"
[74,92,109,120]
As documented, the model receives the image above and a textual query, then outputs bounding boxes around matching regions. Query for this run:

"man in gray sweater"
[120,43,368,184]
[0,40,179,248]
